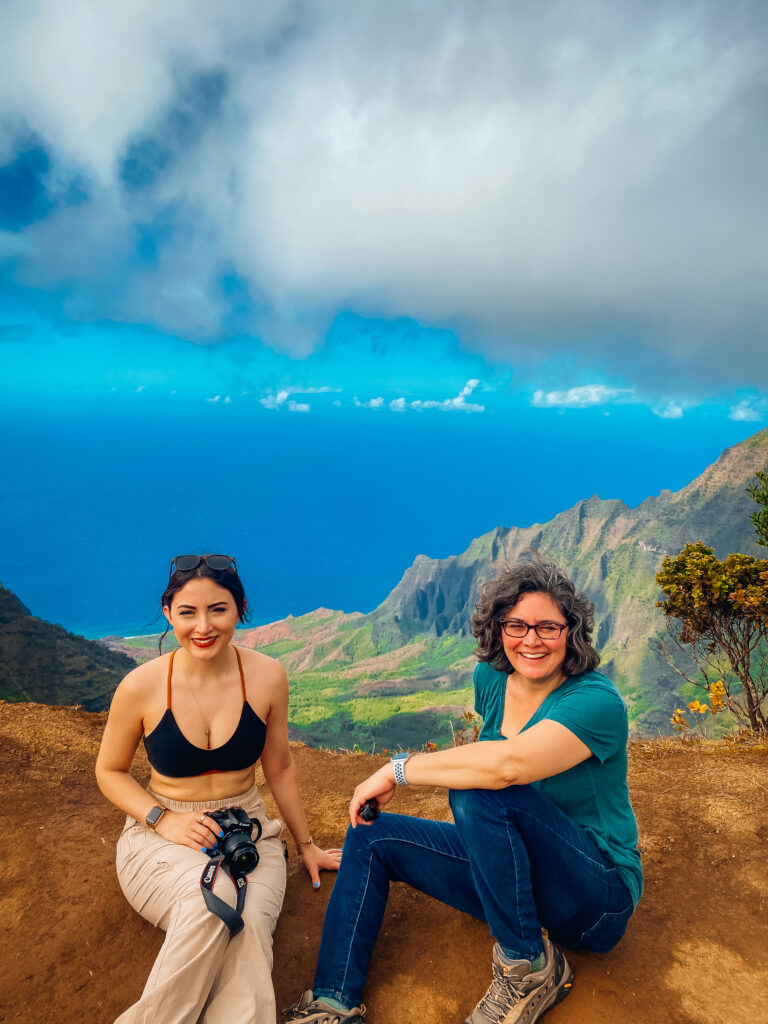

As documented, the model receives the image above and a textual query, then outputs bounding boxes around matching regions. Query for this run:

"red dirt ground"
[1,700,766,1024]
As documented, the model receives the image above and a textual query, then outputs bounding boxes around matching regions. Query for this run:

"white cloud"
[2,3,767,385]
[354,396,384,408]
[260,390,291,410]
[652,400,685,419]
[532,385,632,409]
[382,381,484,413]
[259,388,313,411]
[410,379,484,412]
[206,394,220,402]
[729,399,763,422]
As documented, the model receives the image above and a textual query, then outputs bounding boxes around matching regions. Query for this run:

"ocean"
[1,399,755,637]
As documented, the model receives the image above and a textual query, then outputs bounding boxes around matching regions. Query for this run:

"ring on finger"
[199,814,206,824]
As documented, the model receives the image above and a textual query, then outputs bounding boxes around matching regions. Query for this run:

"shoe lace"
[281,1002,323,1021]
[281,998,365,1023]
[281,996,319,1019]
[473,963,527,1021]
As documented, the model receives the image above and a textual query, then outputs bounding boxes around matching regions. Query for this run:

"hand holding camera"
[152,809,222,852]
[205,806,262,875]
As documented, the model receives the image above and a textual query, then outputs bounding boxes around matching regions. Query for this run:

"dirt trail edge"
[1,701,766,1024]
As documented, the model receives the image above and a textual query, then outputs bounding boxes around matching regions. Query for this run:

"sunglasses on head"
[169,554,238,575]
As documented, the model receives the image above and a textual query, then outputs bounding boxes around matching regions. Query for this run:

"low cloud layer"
[1,1,767,387]
[729,398,766,422]
[532,385,633,409]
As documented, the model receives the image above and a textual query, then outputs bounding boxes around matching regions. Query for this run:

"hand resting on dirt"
[299,842,344,887]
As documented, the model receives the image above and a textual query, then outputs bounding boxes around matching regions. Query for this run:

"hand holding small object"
[348,765,397,827]
[359,798,380,822]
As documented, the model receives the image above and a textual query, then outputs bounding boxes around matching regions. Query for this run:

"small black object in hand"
[359,798,380,822]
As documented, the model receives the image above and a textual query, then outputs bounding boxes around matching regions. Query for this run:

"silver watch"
[391,752,411,786]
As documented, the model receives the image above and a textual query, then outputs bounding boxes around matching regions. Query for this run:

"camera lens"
[221,835,259,875]
[232,844,259,874]
[208,807,260,877]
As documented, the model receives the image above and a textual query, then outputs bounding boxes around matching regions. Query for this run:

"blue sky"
[2,305,764,425]
[2,1,767,633]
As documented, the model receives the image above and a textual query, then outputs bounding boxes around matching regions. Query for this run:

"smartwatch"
[390,752,411,786]
[145,805,166,830]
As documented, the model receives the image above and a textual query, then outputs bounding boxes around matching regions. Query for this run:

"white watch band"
[391,753,411,785]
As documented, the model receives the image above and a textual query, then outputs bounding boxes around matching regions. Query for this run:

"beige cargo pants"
[114,783,286,1024]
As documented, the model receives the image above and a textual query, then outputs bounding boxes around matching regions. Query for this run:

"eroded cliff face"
[12,428,768,739]
[367,428,768,730]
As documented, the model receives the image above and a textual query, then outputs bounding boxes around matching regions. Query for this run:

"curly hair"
[471,552,600,676]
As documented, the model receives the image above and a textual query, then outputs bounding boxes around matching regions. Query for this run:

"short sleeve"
[543,678,628,763]
[473,662,487,719]
[473,661,501,722]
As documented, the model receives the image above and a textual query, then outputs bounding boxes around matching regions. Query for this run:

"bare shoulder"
[113,652,170,706]
[236,646,288,692]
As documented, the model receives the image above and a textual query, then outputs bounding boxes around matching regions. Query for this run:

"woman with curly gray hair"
[283,554,641,1024]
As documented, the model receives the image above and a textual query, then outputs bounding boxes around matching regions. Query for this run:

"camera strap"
[200,854,248,936]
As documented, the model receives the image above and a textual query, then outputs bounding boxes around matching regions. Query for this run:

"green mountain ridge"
[0,585,136,710]
[237,425,768,744]
[361,427,768,734]
[6,427,768,747]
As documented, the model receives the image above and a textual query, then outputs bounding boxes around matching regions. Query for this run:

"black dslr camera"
[200,807,263,935]
[208,806,262,876]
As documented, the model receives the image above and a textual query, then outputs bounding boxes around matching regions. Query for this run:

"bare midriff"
[149,764,258,802]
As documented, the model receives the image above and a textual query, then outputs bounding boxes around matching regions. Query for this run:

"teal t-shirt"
[473,661,643,907]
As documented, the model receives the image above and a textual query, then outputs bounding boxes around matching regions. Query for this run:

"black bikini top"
[143,647,267,778]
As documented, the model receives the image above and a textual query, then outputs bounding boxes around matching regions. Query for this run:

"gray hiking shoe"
[281,990,366,1024]
[464,936,572,1024]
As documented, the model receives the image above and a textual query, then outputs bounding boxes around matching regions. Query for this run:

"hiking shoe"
[281,990,366,1024]
[464,936,572,1024]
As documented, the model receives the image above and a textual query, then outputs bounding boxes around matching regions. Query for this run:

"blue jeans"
[314,785,634,1009]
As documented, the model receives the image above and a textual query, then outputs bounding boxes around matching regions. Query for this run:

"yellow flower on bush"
[687,700,709,715]
[670,708,689,732]
[709,680,727,714]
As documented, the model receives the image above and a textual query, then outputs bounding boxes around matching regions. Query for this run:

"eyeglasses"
[169,554,238,575]
[499,619,567,640]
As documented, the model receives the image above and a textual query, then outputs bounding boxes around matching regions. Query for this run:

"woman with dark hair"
[96,555,342,1024]
[283,553,641,1024]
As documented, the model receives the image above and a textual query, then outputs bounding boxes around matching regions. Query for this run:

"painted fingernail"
[200,846,206,852]
[313,881,320,889]
[218,830,224,837]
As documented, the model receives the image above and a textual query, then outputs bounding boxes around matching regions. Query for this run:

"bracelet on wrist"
[296,836,313,853]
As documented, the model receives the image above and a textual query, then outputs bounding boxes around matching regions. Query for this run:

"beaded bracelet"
[296,836,314,853]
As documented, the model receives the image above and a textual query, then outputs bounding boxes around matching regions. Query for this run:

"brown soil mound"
[1,701,766,1024]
